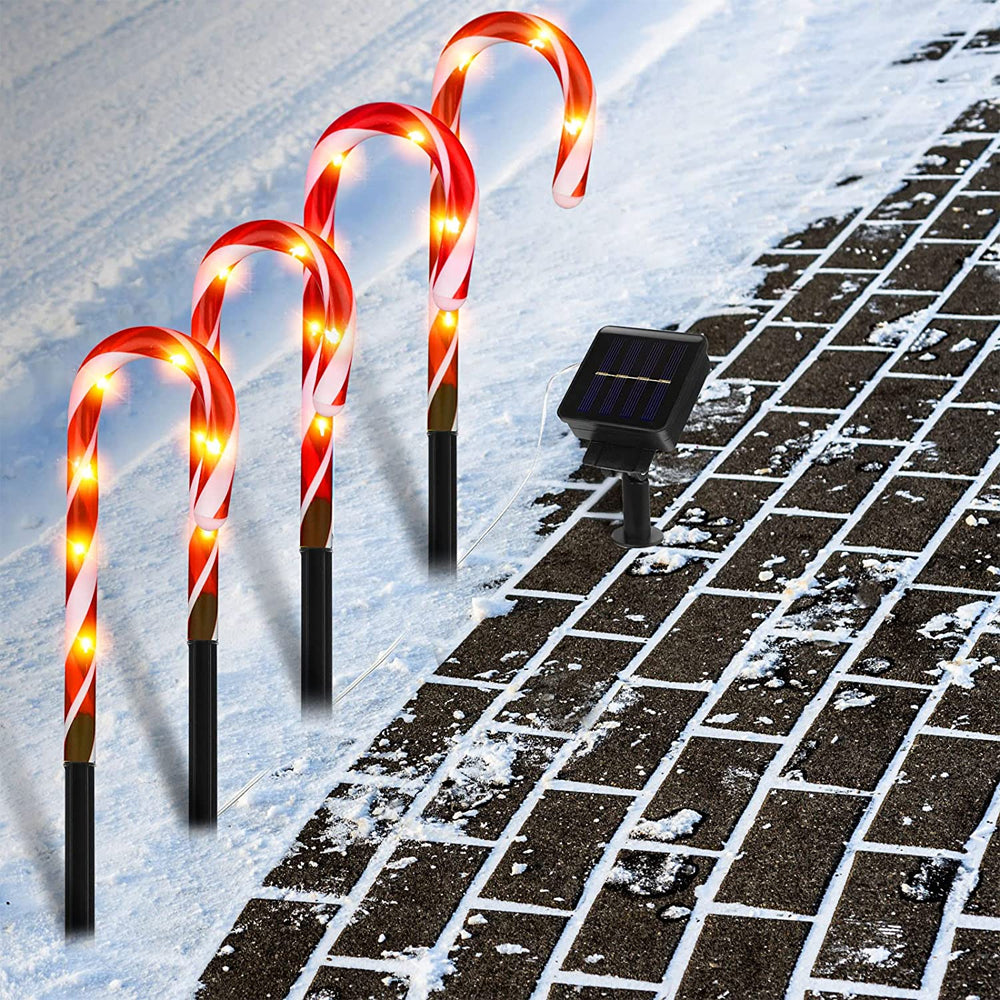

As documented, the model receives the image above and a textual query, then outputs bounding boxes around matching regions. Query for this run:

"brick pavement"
[197,36,1000,1000]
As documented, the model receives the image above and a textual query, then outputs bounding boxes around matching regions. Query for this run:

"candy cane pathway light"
[303,102,478,571]
[557,327,709,547]
[192,220,356,711]
[65,326,238,935]
[427,10,596,569]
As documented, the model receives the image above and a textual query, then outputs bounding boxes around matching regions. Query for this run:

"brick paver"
[197,41,1000,1000]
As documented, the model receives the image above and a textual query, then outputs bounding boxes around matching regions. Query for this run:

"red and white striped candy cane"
[303,102,478,433]
[189,220,356,626]
[64,327,238,764]
[428,10,596,431]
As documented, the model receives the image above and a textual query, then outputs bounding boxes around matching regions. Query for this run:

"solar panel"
[558,327,709,463]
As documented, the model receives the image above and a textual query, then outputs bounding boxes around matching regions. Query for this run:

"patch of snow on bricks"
[867,308,934,348]
[918,601,990,641]
[662,525,713,546]
[319,786,409,854]
[833,688,879,711]
[632,550,697,575]
[633,809,703,842]
[608,852,691,896]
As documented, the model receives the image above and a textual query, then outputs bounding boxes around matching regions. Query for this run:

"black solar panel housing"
[558,326,709,457]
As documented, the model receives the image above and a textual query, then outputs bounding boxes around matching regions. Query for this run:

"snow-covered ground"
[1,1,996,997]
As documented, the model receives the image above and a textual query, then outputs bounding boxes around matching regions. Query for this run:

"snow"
[833,688,879,712]
[867,308,934,348]
[918,602,990,641]
[632,549,696,576]
[632,809,703,843]
[937,656,987,690]
[1,0,995,996]
[494,943,529,955]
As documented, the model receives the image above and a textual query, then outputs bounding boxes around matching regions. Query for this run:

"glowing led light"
[442,311,457,329]
[444,216,460,233]
[169,353,186,367]
[193,430,206,444]
[96,376,110,391]
[564,117,583,136]
[70,540,87,556]
[78,636,94,654]
[529,36,546,49]
[407,130,425,144]
[314,416,329,437]
[324,328,341,344]
[308,320,322,335]
[80,462,95,481]
[331,152,344,167]
[217,267,231,281]
[199,527,217,539]
[205,438,222,455]
[289,244,307,258]
[458,54,474,70]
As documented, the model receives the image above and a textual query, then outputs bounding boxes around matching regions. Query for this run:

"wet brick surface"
[562,850,715,981]
[717,789,868,914]
[674,915,810,1000]
[637,737,779,851]
[333,840,489,958]
[197,898,336,1000]
[783,681,928,790]
[481,791,631,908]
[812,852,959,989]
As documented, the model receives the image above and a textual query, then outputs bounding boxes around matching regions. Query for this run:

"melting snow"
[633,809,703,842]
[918,602,988,641]
[633,550,696,575]
[833,688,878,711]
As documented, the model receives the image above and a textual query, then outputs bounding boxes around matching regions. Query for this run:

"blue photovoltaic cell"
[640,342,686,423]
[577,335,623,413]
[599,339,643,416]
[572,335,691,426]
[620,341,665,419]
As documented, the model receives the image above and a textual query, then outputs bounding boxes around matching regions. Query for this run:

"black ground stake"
[301,547,332,709]
[556,326,710,544]
[612,472,663,548]
[188,640,217,825]
[428,430,457,573]
[65,761,94,935]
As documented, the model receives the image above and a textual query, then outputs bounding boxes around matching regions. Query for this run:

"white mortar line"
[804,978,923,1000]
[921,725,1000,742]
[465,898,573,918]
[955,913,1000,931]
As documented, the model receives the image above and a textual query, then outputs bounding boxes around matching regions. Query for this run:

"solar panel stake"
[428,430,457,573]
[557,326,710,546]
[613,472,663,548]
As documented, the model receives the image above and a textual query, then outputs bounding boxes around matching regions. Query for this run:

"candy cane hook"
[424,12,596,569]
[303,101,479,571]
[64,326,238,935]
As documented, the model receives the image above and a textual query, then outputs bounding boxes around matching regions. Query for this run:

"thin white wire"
[219,362,580,815]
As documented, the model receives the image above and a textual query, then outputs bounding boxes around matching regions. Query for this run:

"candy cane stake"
[303,102,478,572]
[65,326,238,935]
[191,220,356,711]
[428,11,596,569]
